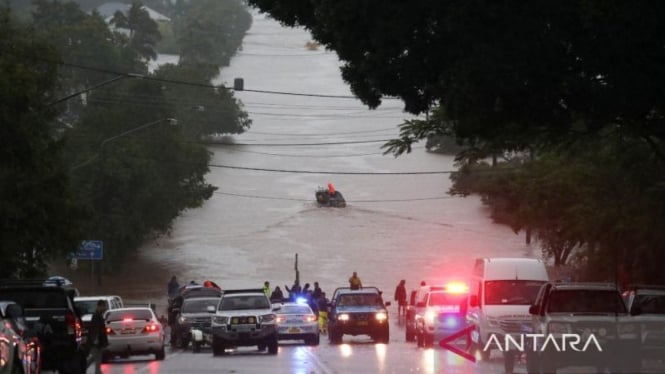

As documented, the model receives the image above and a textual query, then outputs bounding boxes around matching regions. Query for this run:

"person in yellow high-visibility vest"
[263,281,271,298]
[348,271,362,290]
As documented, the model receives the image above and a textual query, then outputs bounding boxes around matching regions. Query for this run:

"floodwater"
[65,10,537,303]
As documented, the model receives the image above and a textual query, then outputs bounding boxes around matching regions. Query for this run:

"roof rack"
[0,279,69,287]
[222,289,265,295]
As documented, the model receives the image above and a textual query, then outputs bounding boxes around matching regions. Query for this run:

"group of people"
[393,280,427,316]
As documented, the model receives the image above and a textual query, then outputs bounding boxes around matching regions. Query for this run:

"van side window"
[477,281,483,305]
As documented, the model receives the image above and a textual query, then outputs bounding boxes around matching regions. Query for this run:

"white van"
[74,295,124,343]
[466,257,549,361]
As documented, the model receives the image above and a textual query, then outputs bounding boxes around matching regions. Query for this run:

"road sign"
[75,240,104,260]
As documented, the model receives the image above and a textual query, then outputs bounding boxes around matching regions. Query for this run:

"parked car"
[0,301,41,374]
[0,280,86,374]
[327,287,390,344]
[104,307,165,362]
[172,296,221,351]
[275,302,320,345]
[74,295,123,345]
[412,283,470,348]
[622,284,665,364]
[207,289,279,356]
[527,282,641,373]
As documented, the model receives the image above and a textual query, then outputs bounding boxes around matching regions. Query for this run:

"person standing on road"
[394,280,407,316]
[270,286,284,302]
[263,281,271,298]
[312,282,322,300]
[86,300,108,374]
[168,276,179,299]
[349,271,362,290]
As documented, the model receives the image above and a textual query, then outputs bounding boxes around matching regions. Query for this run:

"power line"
[213,191,456,202]
[202,139,393,146]
[15,52,402,101]
[207,163,453,175]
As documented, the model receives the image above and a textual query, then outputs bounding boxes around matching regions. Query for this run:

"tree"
[111,1,162,60]
[248,1,665,157]
[0,8,83,278]
[153,63,251,140]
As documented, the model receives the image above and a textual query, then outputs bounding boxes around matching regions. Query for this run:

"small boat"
[315,187,346,208]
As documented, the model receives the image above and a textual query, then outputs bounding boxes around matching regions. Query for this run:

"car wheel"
[257,343,267,351]
[155,347,166,361]
[329,328,342,344]
[212,337,225,357]
[11,353,23,374]
[267,336,278,355]
[306,334,320,346]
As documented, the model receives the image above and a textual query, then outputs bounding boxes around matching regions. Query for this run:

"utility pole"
[295,253,300,286]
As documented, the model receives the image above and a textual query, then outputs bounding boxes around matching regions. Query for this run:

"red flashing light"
[446,282,469,294]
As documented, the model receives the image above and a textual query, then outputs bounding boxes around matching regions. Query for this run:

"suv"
[622,285,665,364]
[527,282,641,373]
[409,283,469,347]
[208,289,279,356]
[172,295,221,351]
[0,280,86,374]
[327,287,390,344]
[74,295,123,344]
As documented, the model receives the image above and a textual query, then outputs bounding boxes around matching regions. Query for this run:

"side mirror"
[528,304,539,315]
[384,301,391,307]
[469,295,478,308]
[416,302,425,308]
[630,306,642,316]
[5,303,23,319]
[206,306,215,313]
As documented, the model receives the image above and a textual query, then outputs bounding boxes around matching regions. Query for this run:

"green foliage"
[65,78,217,265]
[0,9,83,278]
[174,0,251,66]
[154,63,251,139]
[111,1,162,60]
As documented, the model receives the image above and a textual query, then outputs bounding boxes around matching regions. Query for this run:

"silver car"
[104,307,165,361]
[275,302,320,345]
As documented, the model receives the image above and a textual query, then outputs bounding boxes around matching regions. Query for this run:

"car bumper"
[332,320,388,335]
[107,334,164,355]
[277,324,319,340]
[212,324,276,346]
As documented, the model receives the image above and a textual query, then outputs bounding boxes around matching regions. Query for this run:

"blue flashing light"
[444,317,459,329]
[296,297,308,305]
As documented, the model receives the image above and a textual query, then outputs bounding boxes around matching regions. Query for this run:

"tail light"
[304,314,317,323]
[106,327,116,335]
[65,311,81,337]
[142,324,160,333]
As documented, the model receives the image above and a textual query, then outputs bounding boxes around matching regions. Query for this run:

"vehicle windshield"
[278,305,312,314]
[106,309,153,322]
[428,292,467,309]
[484,280,545,305]
[547,290,627,314]
[634,294,665,314]
[182,298,219,313]
[219,295,270,311]
[75,300,100,314]
[337,293,383,307]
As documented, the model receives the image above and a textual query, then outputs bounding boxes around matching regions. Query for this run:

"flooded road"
[140,10,534,297]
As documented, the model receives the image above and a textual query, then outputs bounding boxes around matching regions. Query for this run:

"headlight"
[375,312,388,322]
[276,315,286,324]
[260,314,275,323]
[213,316,228,325]
[424,310,436,325]
[338,313,350,321]
[548,322,571,334]
[178,316,187,324]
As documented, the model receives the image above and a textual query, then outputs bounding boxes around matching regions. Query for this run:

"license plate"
[235,325,252,332]
[357,321,368,326]
[288,327,301,333]
[121,329,135,334]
